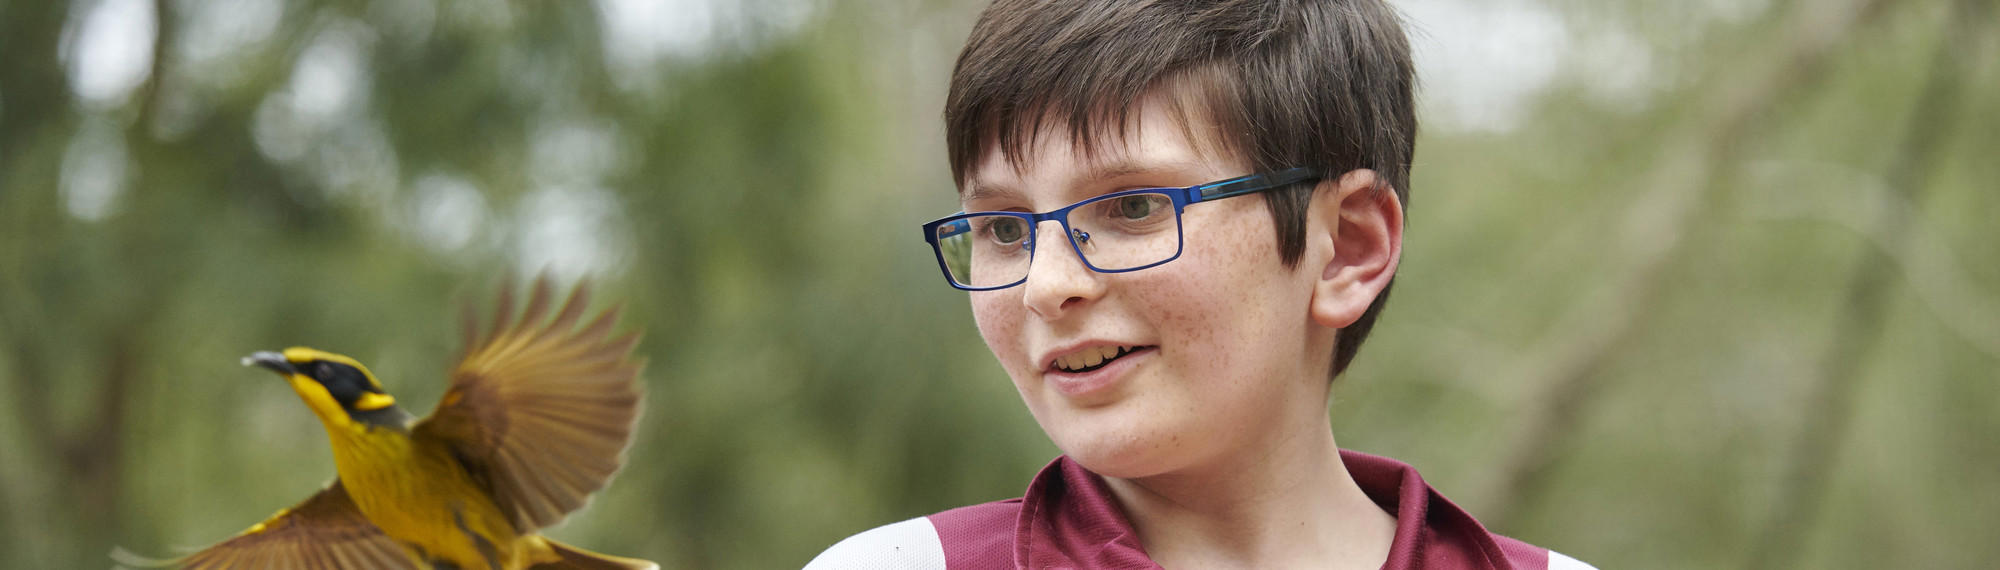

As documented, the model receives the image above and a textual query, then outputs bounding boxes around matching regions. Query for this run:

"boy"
[811,1,1592,568]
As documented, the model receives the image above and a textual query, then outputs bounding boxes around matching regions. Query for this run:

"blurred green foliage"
[0,0,1995,568]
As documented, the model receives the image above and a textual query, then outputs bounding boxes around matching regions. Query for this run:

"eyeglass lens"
[934,192,1179,289]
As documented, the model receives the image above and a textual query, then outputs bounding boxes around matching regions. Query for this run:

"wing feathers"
[415,278,645,533]
[459,297,482,362]
[175,481,415,569]
[521,278,554,334]
[485,279,519,348]
[574,307,623,346]
[544,285,593,338]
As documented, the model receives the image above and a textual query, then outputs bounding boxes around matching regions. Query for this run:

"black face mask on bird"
[245,349,402,429]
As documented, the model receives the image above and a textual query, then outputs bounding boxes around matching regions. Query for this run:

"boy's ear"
[1308,169,1403,330]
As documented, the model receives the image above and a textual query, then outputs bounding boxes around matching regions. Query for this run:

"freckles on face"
[1156,198,1307,383]
[968,290,1028,376]
[968,187,1313,474]
[958,102,1322,476]
[1073,205,1312,474]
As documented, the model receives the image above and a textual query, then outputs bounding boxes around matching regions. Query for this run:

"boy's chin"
[1045,415,1194,480]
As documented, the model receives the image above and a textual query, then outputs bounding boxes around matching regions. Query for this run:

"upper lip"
[1040,341,1148,372]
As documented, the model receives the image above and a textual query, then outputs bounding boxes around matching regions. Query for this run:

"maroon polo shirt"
[927,450,1552,569]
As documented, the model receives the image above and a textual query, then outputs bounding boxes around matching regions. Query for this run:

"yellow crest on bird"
[131,277,658,570]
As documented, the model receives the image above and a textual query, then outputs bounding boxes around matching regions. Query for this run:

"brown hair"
[945,0,1417,379]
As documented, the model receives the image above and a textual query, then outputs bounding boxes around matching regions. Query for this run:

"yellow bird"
[171,279,656,569]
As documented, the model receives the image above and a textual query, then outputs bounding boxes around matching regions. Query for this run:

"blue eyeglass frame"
[921,167,1323,291]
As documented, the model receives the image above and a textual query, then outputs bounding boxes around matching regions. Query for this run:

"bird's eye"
[315,362,335,378]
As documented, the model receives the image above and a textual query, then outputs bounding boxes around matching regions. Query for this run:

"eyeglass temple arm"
[1191,167,1322,202]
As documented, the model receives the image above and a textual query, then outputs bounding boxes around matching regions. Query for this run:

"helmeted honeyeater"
[160,278,656,569]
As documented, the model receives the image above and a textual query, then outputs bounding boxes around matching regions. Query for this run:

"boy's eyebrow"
[1082,159,1205,185]
[963,158,1208,204]
[962,180,1020,204]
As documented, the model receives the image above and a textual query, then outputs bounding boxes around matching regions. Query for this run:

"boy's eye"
[985,218,1028,244]
[1116,195,1155,219]
[1103,194,1171,222]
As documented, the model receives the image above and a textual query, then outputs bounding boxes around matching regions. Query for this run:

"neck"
[1101,417,1396,569]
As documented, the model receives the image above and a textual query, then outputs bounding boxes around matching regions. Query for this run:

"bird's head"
[243,348,399,429]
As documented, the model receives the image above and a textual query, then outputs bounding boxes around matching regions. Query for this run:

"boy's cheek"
[968,294,1029,371]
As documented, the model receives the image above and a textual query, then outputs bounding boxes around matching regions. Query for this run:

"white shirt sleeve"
[803,517,948,570]
[1547,550,1598,570]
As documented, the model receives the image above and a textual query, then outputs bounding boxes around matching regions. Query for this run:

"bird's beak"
[242,351,299,376]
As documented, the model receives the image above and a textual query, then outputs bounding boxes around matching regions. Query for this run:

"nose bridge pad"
[1068,226,1095,265]
[1022,219,1100,311]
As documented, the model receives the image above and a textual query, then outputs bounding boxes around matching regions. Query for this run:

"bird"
[159,278,657,569]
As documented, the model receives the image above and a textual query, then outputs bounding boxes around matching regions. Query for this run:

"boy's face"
[961,100,1339,479]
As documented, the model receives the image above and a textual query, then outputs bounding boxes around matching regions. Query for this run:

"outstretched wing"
[173,480,416,569]
[413,277,645,533]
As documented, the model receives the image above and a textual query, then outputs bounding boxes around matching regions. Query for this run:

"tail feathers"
[530,538,659,570]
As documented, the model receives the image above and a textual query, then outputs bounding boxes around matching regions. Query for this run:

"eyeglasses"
[921,167,1321,291]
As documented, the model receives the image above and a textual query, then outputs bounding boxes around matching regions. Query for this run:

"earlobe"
[1308,169,1403,330]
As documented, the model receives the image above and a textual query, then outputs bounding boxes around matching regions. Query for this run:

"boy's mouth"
[1051,345,1149,374]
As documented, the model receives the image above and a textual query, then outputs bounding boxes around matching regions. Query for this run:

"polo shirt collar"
[1013,450,1518,569]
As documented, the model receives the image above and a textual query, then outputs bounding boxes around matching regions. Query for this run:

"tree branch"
[1745,183,2000,360]
[1743,0,1985,566]
[1479,0,1894,527]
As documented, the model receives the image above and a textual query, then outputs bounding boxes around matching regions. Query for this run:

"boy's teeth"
[1057,346,1128,371]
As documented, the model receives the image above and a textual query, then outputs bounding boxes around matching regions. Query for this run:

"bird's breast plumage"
[327,420,546,568]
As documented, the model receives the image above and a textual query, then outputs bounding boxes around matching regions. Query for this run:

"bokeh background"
[2,0,1996,567]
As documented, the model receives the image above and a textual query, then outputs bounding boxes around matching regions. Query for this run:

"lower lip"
[1046,347,1154,400]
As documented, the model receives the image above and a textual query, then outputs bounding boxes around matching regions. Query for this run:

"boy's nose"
[1022,222,1104,319]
